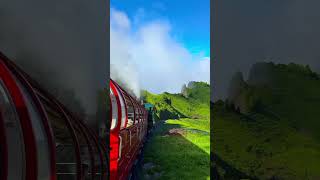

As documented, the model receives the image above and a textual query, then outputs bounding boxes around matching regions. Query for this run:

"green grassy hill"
[142,81,210,120]
[212,62,320,179]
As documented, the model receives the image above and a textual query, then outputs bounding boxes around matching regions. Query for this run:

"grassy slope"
[213,63,320,179]
[213,104,320,179]
[142,82,210,120]
[141,82,210,180]
[143,119,210,180]
[249,63,320,141]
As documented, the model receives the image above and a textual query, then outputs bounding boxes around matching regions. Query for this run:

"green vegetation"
[141,81,210,180]
[213,62,320,179]
[142,119,210,180]
[142,81,210,120]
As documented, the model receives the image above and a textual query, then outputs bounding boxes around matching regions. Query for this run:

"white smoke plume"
[110,8,210,95]
[111,8,141,98]
[0,0,107,124]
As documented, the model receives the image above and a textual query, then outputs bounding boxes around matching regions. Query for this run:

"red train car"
[109,79,148,180]
[0,52,108,180]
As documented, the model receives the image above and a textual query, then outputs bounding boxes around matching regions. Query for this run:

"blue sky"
[110,0,210,57]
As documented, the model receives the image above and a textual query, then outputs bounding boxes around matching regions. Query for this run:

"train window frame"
[117,88,127,130]
[126,105,134,128]
[0,79,26,180]
[110,89,118,131]
[136,103,141,123]
[127,95,138,125]
[113,82,137,129]
[1,54,106,180]
[0,57,44,180]
[125,93,135,128]
[5,57,58,180]
[12,76,52,180]
[139,106,143,123]
[37,94,82,180]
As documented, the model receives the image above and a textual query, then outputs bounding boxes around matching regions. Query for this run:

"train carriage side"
[0,52,108,180]
[109,79,148,180]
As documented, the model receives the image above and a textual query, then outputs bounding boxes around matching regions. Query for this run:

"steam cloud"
[110,8,210,96]
[0,0,107,124]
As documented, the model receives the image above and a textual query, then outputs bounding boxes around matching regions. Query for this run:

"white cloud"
[111,8,131,29]
[110,8,210,96]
